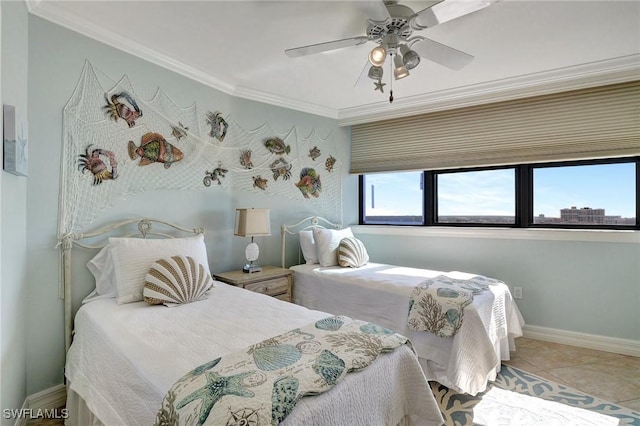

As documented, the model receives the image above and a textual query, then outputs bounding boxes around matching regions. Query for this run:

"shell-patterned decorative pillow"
[338,237,369,268]
[143,255,214,306]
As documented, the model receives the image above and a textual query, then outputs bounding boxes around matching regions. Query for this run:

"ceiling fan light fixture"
[399,44,421,70]
[367,65,384,80]
[368,43,387,66]
[393,54,410,80]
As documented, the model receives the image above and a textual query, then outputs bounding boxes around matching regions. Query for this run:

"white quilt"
[291,262,525,395]
[65,282,444,426]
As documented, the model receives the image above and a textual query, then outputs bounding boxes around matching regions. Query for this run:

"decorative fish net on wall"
[59,61,341,236]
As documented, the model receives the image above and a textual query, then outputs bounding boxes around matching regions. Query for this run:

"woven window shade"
[351,81,640,174]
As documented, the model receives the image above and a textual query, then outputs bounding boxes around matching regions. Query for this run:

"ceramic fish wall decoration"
[104,92,142,128]
[295,167,322,198]
[264,137,291,155]
[128,132,184,168]
[78,144,118,185]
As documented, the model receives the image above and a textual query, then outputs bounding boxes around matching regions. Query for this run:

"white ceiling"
[28,1,640,125]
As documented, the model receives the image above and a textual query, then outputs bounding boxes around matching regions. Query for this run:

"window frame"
[359,156,640,230]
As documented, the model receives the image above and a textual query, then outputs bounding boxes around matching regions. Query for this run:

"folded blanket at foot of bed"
[156,315,409,426]
[407,275,499,337]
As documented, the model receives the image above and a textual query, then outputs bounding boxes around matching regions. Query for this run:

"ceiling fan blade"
[353,0,391,22]
[411,38,474,70]
[412,0,496,29]
[285,36,369,58]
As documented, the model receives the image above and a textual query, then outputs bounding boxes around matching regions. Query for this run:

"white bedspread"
[65,282,444,426]
[291,262,525,395]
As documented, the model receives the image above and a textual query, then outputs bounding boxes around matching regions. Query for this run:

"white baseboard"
[15,384,66,426]
[523,325,640,357]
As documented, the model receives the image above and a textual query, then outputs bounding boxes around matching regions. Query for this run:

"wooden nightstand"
[212,266,292,302]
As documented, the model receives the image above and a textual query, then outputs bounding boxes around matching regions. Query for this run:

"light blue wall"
[1,2,29,424]
[25,15,351,395]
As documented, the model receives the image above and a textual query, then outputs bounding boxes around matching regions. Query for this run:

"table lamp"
[234,208,271,273]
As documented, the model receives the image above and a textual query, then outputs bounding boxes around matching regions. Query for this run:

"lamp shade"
[234,208,271,237]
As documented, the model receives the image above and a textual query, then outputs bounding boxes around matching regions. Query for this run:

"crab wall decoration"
[78,144,118,185]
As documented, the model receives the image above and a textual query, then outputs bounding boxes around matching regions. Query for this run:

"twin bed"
[282,216,525,396]
[62,218,444,426]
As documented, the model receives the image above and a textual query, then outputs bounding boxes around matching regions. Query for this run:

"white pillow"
[109,234,210,304]
[85,246,118,301]
[299,230,318,264]
[312,227,354,267]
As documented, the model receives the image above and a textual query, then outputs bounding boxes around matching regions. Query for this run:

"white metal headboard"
[280,216,341,268]
[58,218,204,352]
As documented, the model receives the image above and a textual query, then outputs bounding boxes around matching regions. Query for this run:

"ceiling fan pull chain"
[389,54,394,103]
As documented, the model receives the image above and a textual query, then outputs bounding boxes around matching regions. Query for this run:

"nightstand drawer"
[245,277,289,296]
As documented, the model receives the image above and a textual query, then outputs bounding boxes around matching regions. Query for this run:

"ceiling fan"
[285,0,496,102]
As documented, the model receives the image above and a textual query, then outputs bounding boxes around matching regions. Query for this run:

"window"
[360,171,424,225]
[359,157,639,230]
[436,168,515,225]
[532,160,636,227]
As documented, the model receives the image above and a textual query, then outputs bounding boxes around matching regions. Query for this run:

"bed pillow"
[338,237,369,268]
[109,234,210,304]
[143,255,214,307]
[299,230,319,264]
[85,245,118,300]
[312,227,354,267]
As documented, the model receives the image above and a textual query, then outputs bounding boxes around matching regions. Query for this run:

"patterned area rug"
[430,365,640,426]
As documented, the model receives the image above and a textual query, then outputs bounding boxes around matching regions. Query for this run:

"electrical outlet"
[514,287,523,299]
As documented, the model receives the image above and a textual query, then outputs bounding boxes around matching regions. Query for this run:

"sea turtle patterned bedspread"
[155,315,408,426]
[407,275,497,337]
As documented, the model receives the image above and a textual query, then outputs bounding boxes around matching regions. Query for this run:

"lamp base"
[242,264,262,273]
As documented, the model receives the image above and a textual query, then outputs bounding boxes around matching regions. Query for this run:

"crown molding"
[233,85,339,119]
[27,3,640,125]
[338,54,640,126]
[28,2,236,95]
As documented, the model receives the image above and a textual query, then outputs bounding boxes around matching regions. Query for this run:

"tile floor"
[504,337,640,412]
[27,337,640,425]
